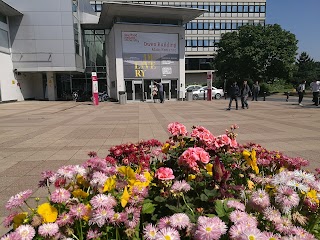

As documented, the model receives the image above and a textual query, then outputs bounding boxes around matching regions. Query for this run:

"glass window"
[209,39,215,47]
[96,4,102,12]
[198,4,204,9]
[221,5,226,12]
[259,20,265,26]
[226,22,231,30]
[191,3,197,8]
[249,6,254,12]
[232,22,237,29]
[198,22,203,30]
[238,5,243,12]
[203,22,209,30]
[192,22,197,30]
[0,29,9,49]
[203,5,209,11]
[209,5,215,12]
[243,5,248,12]
[186,40,192,47]
[232,5,237,12]
[186,22,192,30]
[215,5,220,12]
[255,6,260,12]
[221,22,226,29]
[198,39,203,47]
[260,5,266,12]
[0,13,7,24]
[192,39,197,47]
[214,22,220,30]
[209,22,214,30]
[227,5,232,12]
[204,39,209,47]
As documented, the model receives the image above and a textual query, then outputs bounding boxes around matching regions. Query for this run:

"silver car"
[193,86,224,100]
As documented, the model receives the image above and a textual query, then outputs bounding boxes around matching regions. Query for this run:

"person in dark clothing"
[297,80,306,106]
[154,81,164,103]
[241,80,252,109]
[227,81,239,110]
[251,81,260,101]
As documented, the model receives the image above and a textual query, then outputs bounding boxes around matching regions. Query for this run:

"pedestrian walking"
[296,80,306,106]
[310,80,320,106]
[241,80,252,109]
[252,81,260,101]
[152,83,158,103]
[227,81,239,110]
[154,80,164,103]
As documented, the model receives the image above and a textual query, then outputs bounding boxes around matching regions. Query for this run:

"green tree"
[293,52,318,85]
[214,24,298,84]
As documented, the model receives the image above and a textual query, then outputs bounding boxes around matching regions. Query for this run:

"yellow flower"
[247,179,255,190]
[242,149,259,174]
[121,186,130,207]
[205,163,213,176]
[76,175,89,187]
[118,166,136,181]
[278,167,286,173]
[188,174,196,181]
[37,203,58,223]
[307,190,319,204]
[103,176,116,192]
[83,204,91,221]
[72,189,89,198]
[162,143,170,153]
[13,212,28,229]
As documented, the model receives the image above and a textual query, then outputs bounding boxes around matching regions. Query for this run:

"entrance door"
[162,80,171,100]
[133,80,143,101]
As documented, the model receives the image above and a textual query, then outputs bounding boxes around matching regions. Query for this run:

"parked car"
[193,86,224,100]
[185,85,202,92]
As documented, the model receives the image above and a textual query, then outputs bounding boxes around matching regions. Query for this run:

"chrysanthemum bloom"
[287,180,310,193]
[229,210,251,224]
[171,180,191,194]
[292,212,308,226]
[6,189,33,210]
[38,223,59,237]
[158,217,171,229]
[2,212,17,228]
[274,217,293,235]
[50,188,71,203]
[90,194,117,209]
[123,207,140,229]
[250,189,270,209]
[227,200,245,211]
[89,207,113,227]
[87,229,102,239]
[69,203,90,219]
[167,122,187,136]
[263,207,281,223]
[15,224,36,240]
[237,227,264,240]
[262,231,281,240]
[155,167,175,180]
[169,213,190,230]
[228,224,247,239]
[109,212,125,225]
[155,227,180,240]
[56,213,73,227]
[57,165,76,179]
[275,186,300,213]
[143,224,158,240]
[0,232,19,240]
[194,216,227,240]
[38,170,55,187]
[271,170,293,186]
[293,170,315,182]
[90,171,108,187]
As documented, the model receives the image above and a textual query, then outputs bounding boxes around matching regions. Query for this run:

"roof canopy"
[97,2,206,29]
[0,0,22,16]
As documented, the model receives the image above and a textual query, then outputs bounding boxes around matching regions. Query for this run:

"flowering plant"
[1,123,320,240]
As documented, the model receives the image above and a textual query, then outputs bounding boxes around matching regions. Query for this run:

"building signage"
[122,32,179,79]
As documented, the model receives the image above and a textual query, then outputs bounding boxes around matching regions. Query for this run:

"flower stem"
[79,220,83,240]
[116,227,120,240]
[182,194,194,216]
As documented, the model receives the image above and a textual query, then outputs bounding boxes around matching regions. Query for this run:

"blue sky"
[266,0,320,61]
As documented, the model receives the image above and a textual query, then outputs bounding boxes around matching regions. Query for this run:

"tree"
[214,24,298,83]
[293,52,318,85]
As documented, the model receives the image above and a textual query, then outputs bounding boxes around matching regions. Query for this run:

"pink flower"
[155,167,175,180]
[87,229,102,239]
[275,186,300,213]
[90,207,112,227]
[171,180,191,193]
[191,126,215,145]
[123,207,140,229]
[250,189,270,210]
[169,213,190,230]
[2,212,17,228]
[56,213,73,227]
[158,217,171,229]
[69,203,90,219]
[194,216,227,240]
[6,189,33,210]
[90,194,117,209]
[50,188,71,203]
[15,224,35,240]
[237,228,264,240]
[38,223,59,237]
[143,223,158,240]
[227,200,245,211]
[167,122,187,136]
[155,227,180,240]
[178,147,210,169]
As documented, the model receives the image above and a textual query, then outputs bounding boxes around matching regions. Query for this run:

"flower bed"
[1,123,320,240]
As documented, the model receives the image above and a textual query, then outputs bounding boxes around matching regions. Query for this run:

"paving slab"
[0,96,320,235]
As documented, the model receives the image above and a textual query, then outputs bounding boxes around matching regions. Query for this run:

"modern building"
[0,0,203,102]
[91,0,267,84]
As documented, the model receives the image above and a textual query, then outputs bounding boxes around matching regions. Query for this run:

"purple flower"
[38,170,55,187]
[227,200,245,211]
[69,203,89,219]
[250,189,270,209]
[50,188,71,203]
[90,194,117,209]
[158,217,171,229]
[2,212,17,228]
[155,227,180,240]
[143,223,158,240]
[38,223,59,237]
[56,213,74,227]
[6,189,33,210]
[194,216,227,240]
[171,180,191,194]
[57,165,76,179]
[229,224,247,239]
[123,207,140,229]
[275,186,300,213]
[237,228,264,240]
[87,229,102,239]
[15,224,35,240]
[90,171,108,187]
[169,213,190,230]
[263,207,281,223]
[90,207,113,227]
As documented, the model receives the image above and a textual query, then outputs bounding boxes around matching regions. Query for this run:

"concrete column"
[46,72,57,101]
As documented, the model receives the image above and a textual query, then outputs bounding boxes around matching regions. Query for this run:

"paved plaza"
[0,96,319,235]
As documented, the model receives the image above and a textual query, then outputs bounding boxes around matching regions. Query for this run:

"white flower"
[287,180,310,192]
[293,170,315,182]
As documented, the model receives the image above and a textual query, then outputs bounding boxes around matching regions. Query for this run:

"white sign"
[122,32,178,54]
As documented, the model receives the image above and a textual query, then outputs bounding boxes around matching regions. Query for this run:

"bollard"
[203,91,206,100]
[224,92,227,100]
[285,92,289,102]
[263,92,266,101]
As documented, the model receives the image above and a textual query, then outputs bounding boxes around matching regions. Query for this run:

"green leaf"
[154,196,166,202]
[165,204,180,213]
[215,200,226,217]
[204,189,217,197]
[142,202,156,214]
[200,194,209,201]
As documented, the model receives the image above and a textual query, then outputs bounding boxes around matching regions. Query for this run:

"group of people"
[227,80,260,110]
[152,81,164,103]
[297,79,320,106]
